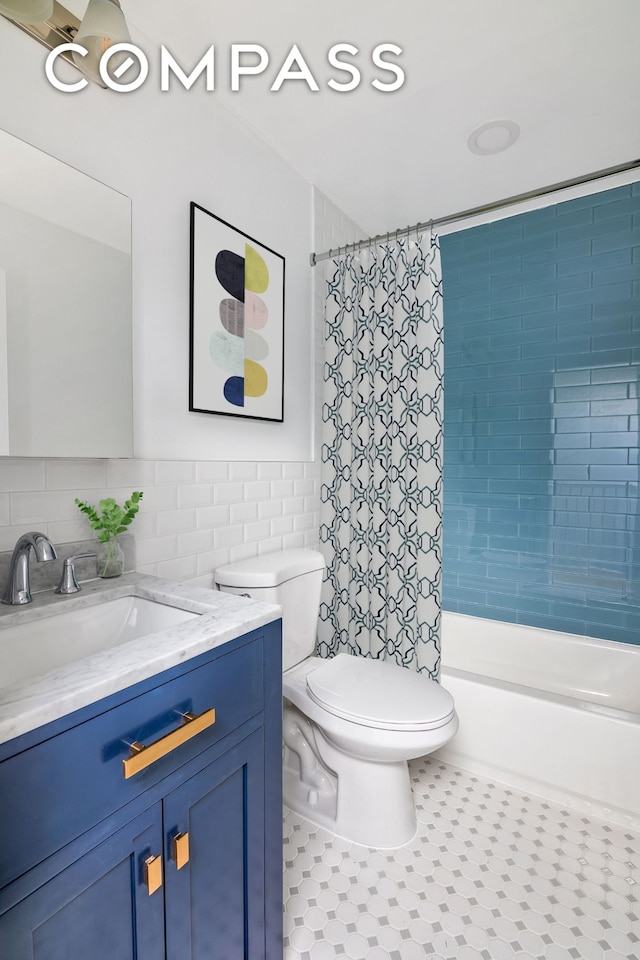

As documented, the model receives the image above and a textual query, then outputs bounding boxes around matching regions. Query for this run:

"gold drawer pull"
[173,831,190,870]
[122,708,216,779]
[145,854,163,895]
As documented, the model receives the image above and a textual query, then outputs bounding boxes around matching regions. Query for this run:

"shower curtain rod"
[309,158,640,267]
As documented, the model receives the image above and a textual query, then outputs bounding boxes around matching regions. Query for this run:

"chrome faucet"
[2,531,57,605]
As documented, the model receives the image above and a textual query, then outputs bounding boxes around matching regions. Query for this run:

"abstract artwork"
[189,203,285,421]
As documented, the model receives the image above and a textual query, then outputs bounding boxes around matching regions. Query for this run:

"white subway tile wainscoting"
[0,458,320,586]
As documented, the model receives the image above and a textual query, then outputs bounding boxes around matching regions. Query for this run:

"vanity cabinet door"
[164,728,265,960]
[0,805,165,960]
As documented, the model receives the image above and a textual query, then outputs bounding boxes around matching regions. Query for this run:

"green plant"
[75,491,144,543]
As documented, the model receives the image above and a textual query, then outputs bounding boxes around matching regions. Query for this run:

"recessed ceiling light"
[467,120,520,155]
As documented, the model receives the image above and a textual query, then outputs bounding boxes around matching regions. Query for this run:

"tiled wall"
[440,182,640,645]
[0,457,320,589]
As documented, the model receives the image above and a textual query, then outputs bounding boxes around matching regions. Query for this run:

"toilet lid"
[306,654,455,731]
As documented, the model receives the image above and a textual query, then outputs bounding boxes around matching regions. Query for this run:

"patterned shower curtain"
[317,232,443,678]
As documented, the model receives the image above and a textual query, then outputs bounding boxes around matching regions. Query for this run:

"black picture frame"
[189,202,285,422]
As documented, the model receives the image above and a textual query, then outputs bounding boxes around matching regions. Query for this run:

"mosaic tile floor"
[283,757,640,960]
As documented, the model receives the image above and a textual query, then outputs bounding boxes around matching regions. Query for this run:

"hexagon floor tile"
[283,757,640,960]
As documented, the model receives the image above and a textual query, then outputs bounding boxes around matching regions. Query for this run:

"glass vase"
[96,537,125,578]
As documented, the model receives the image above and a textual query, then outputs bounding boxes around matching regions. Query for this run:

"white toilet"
[214,547,458,848]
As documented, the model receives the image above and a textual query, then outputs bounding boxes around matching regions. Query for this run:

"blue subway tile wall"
[440,183,640,646]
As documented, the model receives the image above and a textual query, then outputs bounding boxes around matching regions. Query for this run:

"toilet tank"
[214,548,325,671]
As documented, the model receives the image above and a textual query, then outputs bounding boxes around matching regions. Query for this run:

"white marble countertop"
[0,573,281,745]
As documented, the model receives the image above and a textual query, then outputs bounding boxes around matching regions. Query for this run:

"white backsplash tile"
[271,516,294,536]
[304,494,318,514]
[283,531,306,550]
[257,462,283,480]
[258,499,284,520]
[177,528,214,556]
[229,462,258,482]
[258,536,286,555]
[243,480,272,502]
[282,462,305,480]
[214,482,248,506]
[138,485,179,513]
[177,483,214,508]
[155,554,199,582]
[129,512,156,539]
[294,478,315,496]
[243,519,272,543]
[195,461,230,482]
[271,479,295,499]
[196,504,230,529]
[11,490,78,525]
[106,459,156,488]
[229,542,260,564]
[230,501,259,525]
[135,534,179,566]
[45,459,107,490]
[0,459,46,493]
[155,460,196,485]
[213,525,244,550]
[155,508,198,537]
[294,513,315,532]
[47,518,95,544]
[0,455,320,589]
[196,549,229,577]
[283,496,306,516]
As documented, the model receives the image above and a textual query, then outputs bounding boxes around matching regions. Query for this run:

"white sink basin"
[0,596,198,691]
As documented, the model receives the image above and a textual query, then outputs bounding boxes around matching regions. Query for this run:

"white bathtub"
[436,612,640,830]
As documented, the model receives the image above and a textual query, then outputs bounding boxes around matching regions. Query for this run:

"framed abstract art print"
[189,202,285,421]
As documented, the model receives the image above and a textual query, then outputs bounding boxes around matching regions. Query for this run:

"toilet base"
[314,727,418,848]
[282,702,417,848]
[283,765,339,833]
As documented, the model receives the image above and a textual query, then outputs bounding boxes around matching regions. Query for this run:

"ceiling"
[80,1,640,237]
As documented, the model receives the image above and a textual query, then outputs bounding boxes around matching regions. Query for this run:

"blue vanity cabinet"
[0,620,283,960]
[164,728,265,960]
[0,804,166,960]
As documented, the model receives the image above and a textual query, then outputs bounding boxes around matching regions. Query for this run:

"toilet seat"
[306,653,455,731]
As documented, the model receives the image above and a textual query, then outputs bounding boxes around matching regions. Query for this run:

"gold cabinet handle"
[122,708,216,779]
[173,831,190,870]
[145,855,163,895]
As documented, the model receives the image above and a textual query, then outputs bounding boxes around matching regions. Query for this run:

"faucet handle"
[55,553,97,595]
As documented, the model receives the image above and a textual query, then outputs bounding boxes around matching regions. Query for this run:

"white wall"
[0,19,313,463]
[0,191,361,583]
[0,27,372,583]
[0,18,322,578]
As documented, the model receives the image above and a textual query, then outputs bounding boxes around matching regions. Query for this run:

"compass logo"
[45,42,405,94]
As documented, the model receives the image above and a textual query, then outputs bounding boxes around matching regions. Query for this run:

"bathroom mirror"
[0,128,132,458]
